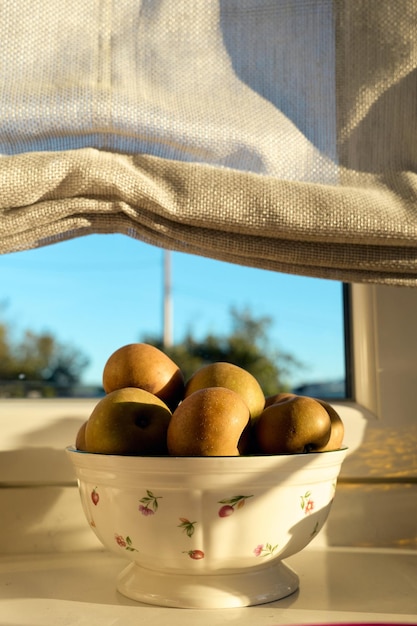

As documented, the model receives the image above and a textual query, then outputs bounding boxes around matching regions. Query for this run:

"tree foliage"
[0,309,90,397]
[0,304,303,398]
[143,306,303,396]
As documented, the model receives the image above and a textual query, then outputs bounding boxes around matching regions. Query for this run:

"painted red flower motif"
[91,488,99,506]
[138,490,161,515]
[183,549,205,560]
[139,504,155,516]
[305,499,314,514]
[253,544,264,557]
[300,491,315,514]
[114,534,138,552]
[253,543,278,557]
[115,534,127,548]
[217,495,253,517]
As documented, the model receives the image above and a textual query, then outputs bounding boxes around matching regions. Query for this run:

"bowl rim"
[65,445,348,474]
[66,444,348,458]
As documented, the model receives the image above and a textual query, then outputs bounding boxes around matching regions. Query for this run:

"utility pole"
[163,249,173,348]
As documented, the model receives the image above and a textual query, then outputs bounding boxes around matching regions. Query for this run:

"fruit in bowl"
[75,343,345,458]
[255,395,334,454]
[68,342,347,608]
[102,342,185,411]
[82,387,172,455]
[184,361,265,421]
[167,386,251,456]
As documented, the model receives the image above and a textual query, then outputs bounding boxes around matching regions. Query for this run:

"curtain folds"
[1,0,417,285]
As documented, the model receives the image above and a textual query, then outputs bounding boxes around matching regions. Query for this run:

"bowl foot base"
[117,560,299,608]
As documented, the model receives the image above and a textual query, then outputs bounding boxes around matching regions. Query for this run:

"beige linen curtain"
[1,0,417,285]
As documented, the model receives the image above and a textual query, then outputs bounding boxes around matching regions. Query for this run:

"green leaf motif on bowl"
[138,490,162,516]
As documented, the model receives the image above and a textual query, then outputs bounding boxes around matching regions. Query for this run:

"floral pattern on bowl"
[67,448,347,607]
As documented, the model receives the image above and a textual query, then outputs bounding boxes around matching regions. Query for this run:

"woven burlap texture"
[1,1,417,285]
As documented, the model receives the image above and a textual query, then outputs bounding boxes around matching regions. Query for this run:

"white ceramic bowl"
[66,447,347,608]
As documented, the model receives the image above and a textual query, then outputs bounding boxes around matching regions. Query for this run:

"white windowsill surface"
[1,547,416,625]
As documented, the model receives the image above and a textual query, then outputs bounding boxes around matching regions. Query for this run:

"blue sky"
[0,234,345,388]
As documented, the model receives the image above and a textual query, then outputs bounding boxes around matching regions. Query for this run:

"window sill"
[0,548,416,623]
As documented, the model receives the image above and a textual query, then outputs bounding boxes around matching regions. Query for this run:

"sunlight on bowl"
[66,447,347,609]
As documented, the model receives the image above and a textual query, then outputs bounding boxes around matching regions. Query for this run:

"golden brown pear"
[184,362,265,421]
[315,399,345,451]
[75,420,88,451]
[255,395,332,454]
[84,387,172,455]
[264,392,296,408]
[102,343,184,411]
[167,386,250,456]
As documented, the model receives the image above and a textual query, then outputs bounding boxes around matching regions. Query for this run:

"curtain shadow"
[339,67,417,173]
